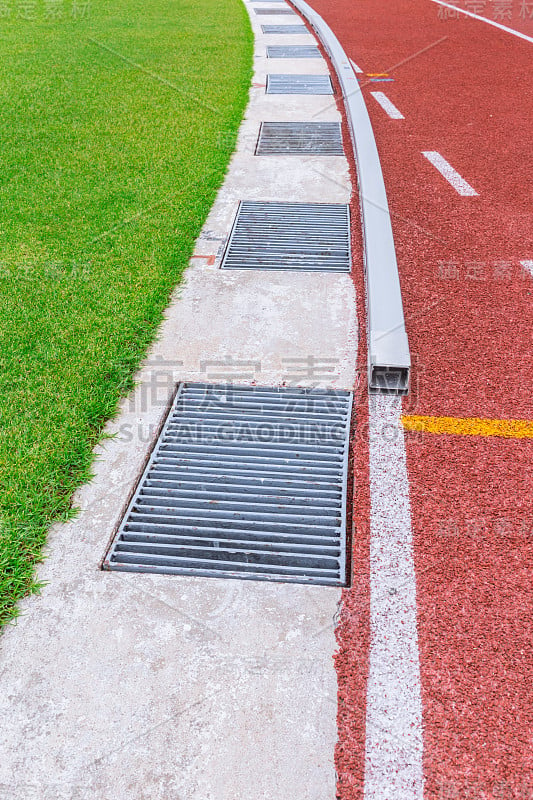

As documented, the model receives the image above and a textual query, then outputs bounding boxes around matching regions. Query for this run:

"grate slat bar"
[121,534,340,556]
[140,487,342,507]
[105,383,352,585]
[112,553,340,579]
[146,469,342,490]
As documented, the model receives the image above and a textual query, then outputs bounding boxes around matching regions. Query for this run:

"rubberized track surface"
[304,0,533,797]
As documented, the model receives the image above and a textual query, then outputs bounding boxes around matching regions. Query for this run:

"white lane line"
[430,0,533,45]
[365,395,424,800]
[422,150,478,196]
[520,260,533,278]
[370,91,405,119]
[350,58,363,73]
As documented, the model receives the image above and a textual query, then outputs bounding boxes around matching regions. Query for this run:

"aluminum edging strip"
[289,0,411,392]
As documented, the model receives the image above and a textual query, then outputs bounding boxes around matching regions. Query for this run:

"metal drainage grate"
[261,24,308,33]
[266,74,333,95]
[256,122,344,155]
[105,383,352,586]
[220,201,351,272]
[255,7,298,13]
[267,45,321,58]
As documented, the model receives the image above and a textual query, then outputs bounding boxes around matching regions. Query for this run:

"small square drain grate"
[261,24,309,33]
[266,74,333,95]
[220,201,351,272]
[105,383,352,586]
[267,45,321,58]
[255,7,298,13]
[256,122,344,155]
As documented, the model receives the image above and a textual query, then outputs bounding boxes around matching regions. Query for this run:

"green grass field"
[0,0,253,625]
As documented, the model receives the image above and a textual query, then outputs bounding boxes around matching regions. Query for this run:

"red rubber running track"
[303,0,533,797]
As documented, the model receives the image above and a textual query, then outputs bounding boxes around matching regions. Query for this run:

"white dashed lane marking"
[422,151,478,196]
[370,91,405,119]
[520,260,533,278]
[430,0,533,45]
[350,58,363,73]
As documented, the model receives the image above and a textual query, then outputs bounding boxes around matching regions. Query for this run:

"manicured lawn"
[0,0,253,624]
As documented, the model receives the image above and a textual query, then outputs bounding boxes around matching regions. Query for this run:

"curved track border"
[290,0,412,394]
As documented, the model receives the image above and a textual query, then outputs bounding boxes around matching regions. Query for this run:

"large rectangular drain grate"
[266,74,333,95]
[221,201,351,272]
[267,45,321,58]
[105,383,352,586]
[261,24,309,33]
[256,122,344,155]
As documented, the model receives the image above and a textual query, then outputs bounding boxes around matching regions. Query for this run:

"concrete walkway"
[0,3,357,798]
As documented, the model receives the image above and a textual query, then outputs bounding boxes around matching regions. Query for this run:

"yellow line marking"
[401,415,533,439]
[366,72,389,77]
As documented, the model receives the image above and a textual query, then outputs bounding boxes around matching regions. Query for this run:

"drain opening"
[256,122,343,155]
[220,201,351,273]
[369,366,410,395]
[267,45,321,58]
[105,383,352,586]
[266,74,333,95]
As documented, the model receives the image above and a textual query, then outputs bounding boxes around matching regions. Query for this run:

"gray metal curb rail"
[288,0,412,394]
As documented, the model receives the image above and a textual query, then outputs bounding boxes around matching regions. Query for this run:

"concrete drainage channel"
[103,2,359,590]
[0,3,360,798]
